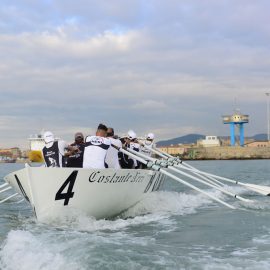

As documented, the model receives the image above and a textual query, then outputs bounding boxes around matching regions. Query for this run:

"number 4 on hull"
[55,170,78,205]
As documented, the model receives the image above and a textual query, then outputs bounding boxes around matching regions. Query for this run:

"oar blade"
[244,183,270,196]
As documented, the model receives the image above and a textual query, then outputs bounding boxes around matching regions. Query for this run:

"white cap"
[127,130,137,140]
[146,133,155,140]
[43,131,54,144]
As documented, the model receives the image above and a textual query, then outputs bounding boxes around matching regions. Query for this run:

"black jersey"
[42,141,64,167]
[118,152,134,169]
[66,143,85,168]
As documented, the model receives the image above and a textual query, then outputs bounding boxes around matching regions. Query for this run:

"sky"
[0,0,270,148]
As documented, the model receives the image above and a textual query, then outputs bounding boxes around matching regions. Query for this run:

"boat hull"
[4,167,164,221]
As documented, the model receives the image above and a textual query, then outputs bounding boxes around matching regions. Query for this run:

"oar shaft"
[128,146,250,202]
[152,145,270,197]
[127,147,156,162]
[159,168,236,209]
[0,186,12,194]
[179,167,238,185]
[151,146,225,186]
[130,148,223,188]
[185,168,224,188]
[112,144,160,170]
[116,145,236,209]
[0,193,18,204]
[0,183,9,189]
[131,146,225,189]
[15,198,25,204]
[143,144,169,159]
[112,144,146,164]
[177,163,225,187]
[168,166,252,203]
[152,147,171,158]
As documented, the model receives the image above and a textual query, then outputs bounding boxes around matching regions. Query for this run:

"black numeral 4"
[55,170,78,205]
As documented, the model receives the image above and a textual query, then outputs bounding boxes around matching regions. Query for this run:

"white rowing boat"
[3,145,270,221]
[4,165,165,221]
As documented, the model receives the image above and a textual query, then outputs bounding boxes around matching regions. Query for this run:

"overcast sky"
[0,0,270,148]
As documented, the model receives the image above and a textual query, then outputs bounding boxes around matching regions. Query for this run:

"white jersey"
[141,141,154,157]
[83,136,111,169]
[129,142,140,168]
[130,142,140,151]
[105,137,122,169]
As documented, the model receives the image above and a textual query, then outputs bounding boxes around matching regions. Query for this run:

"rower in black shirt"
[118,136,134,169]
[66,132,85,168]
[42,131,71,167]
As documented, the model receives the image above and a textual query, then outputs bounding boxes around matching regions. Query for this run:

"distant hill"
[156,133,268,147]
[156,134,205,146]
[250,133,267,141]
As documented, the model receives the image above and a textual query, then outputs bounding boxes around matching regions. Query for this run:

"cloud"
[0,0,270,147]
[131,100,167,110]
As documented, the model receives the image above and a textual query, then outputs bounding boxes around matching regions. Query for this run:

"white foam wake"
[122,190,212,218]
[32,190,215,232]
[0,230,84,270]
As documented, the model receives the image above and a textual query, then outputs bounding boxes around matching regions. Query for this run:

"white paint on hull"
[4,167,164,221]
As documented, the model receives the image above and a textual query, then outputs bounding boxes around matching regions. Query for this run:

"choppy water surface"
[0,160,270,270]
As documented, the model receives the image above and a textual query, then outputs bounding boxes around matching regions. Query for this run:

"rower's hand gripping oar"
[144,144,270,197]
[112,144,236,209]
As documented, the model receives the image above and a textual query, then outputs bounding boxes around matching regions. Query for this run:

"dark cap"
[75,132,84,139]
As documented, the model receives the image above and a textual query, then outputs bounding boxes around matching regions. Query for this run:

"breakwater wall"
[183,146,270,160]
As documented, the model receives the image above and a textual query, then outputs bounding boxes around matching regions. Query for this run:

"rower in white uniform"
[105,127,121,169]
[83,124,111,169]
[141,133,155,157]
[127,130,141,169]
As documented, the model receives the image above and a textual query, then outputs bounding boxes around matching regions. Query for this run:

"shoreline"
[166,146,270,160]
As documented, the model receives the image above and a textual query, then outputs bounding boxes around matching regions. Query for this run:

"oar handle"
[111,144,160,170]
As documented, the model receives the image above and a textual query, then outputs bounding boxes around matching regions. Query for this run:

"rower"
[141,133,155,157]
[127,130,141,169]
[83,124,111,169]
[118,136,134,169]
[66,132,85,168]
[42,131,75,168]
[105,127,121,169]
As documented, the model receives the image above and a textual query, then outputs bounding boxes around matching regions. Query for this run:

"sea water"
[0,160,270,270]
